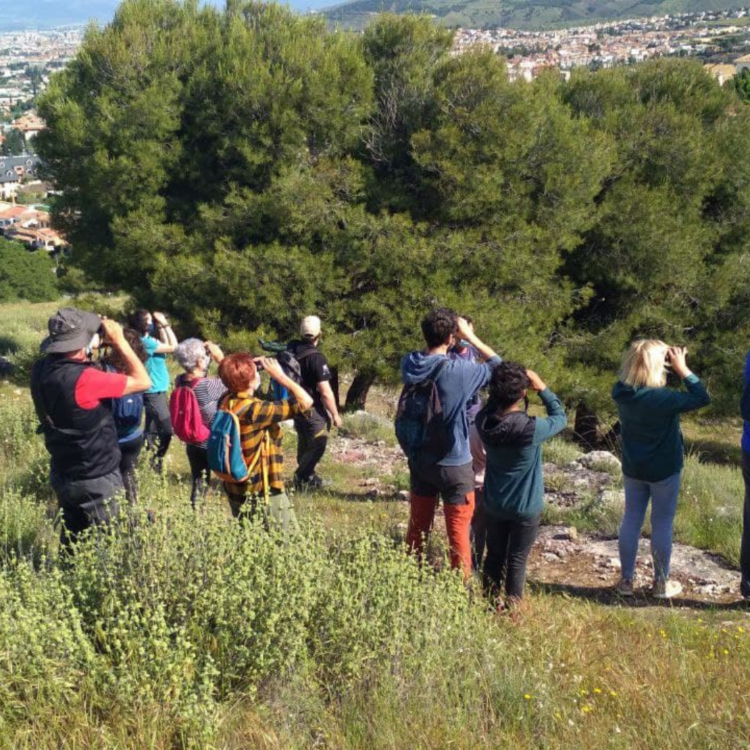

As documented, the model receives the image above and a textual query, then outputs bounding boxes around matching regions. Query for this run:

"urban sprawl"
[3,10,750,255]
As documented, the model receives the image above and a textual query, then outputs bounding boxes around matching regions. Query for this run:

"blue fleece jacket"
[612,374,710,482]
[401,351,502,466]
[742,351,750,454]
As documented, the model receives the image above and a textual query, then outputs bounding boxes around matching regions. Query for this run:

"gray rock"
[598,489,625,513]
[552,526,578,542]
[578,451,622,472]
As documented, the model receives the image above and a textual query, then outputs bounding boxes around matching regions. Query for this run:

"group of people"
[29,303,750,607]
[399,308,721,607]
[30,307,340,548]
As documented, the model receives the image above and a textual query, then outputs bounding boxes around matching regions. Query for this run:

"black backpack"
[395,359,451,464]
[277,347,313,387]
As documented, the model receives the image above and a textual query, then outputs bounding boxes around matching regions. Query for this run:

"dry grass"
[2,298,750,749]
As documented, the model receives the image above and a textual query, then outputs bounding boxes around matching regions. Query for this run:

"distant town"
[2,10,750,257]
[0,28,81,255]
[454,8,750,81]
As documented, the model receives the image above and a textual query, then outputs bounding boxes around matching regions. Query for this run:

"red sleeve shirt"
[75,368,128,410]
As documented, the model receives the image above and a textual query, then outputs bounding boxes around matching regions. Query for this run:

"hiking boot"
[615,577,634,597]
[652,579,683,599]
[293,474,329,492]
[307,474,332,489]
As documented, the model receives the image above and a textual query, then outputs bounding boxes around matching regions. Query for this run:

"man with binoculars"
[30,307,151,549]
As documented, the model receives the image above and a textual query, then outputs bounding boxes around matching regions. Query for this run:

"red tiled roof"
[0,206,30,220]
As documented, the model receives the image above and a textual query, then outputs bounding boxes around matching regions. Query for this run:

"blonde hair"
[619,339,669,389]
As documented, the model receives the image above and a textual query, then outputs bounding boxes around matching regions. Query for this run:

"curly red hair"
[218,353,257,393]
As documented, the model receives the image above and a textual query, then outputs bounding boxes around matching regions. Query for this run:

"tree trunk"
[345,372,376,412]
[574,401,600,450]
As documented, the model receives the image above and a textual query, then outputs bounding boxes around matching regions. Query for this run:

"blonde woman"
[612,341,710,599]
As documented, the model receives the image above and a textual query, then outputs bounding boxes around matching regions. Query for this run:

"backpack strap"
[177,375,203,390]
[244,430,271,502]
[426,357,449,384]
[288,343,316,362]
[220,393,254,419]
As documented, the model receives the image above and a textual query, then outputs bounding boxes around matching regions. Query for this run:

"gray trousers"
[51,468,122,550]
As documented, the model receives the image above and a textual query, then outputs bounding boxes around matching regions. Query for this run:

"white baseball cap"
[300,315,322,338]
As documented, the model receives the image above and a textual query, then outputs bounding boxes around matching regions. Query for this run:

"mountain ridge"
[0,0,335,33]
[322,0,750,30]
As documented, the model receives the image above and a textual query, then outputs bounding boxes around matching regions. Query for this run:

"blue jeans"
[618,472,681,582]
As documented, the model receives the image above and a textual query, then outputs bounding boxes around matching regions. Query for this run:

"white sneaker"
[652,579,682,599]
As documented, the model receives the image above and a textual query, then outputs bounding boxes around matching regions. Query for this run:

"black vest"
[30,356,121,481]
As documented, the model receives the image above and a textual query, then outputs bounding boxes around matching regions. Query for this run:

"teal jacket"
[612,374,710,482]
[477,389,567,520]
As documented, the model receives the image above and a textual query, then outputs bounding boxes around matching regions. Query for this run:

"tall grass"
[2,491,750,749]
[2,299,750,748]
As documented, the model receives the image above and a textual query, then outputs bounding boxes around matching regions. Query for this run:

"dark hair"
[218,352,257,393]
[421,307,457,348]
[128,308,151,336]
[488,362,530,410]
[101,327,147,371]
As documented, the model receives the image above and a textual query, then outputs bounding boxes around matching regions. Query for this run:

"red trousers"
[406,492,475,580]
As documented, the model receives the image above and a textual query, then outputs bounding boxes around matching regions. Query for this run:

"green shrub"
[0,488,54,564]
[544,437,584,467]
[0,499,529,745]
[338,411,396,446]
[677,455,744,565]
[0,239,58,304]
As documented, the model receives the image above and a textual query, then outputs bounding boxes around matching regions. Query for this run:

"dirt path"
[328,432,746,608]
[528,525,743,608]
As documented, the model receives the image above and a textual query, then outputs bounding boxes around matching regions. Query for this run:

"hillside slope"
[323,0,748,30]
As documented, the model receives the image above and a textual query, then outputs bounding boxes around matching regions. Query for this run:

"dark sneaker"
[294,475,325,492]
[615,577,634,597]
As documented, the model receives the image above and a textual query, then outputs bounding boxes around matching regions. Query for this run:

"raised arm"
[526,370,567,444]
[664,347,711,414]
[256,357,314,413]
[101,319,151,395]
[457,317,499,364]
[205,341,224,364]
[152,311,177,354]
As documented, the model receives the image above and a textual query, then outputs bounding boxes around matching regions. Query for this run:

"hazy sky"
[0,0,337,32]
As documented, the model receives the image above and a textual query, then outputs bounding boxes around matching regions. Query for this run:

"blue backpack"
[208,395,268,484]
[104,366,144,441]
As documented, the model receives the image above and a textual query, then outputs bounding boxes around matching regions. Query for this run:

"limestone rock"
[577,451,622,472]
[598,489,625,513]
